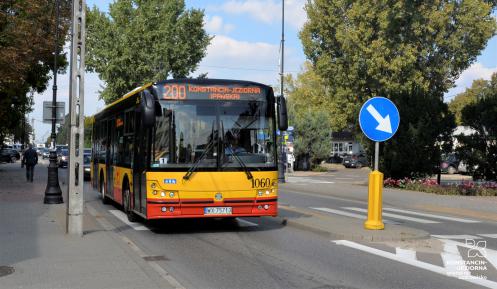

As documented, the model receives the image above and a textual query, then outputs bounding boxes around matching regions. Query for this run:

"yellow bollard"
[364,170,385,230]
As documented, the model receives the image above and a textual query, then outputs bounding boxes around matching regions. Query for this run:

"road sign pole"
[374,141,379,171]
[359,97,399,231]
[364,170,384,230]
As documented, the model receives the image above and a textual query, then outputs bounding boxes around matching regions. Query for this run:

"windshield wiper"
[183,121,216,181]
[221,121,253,180]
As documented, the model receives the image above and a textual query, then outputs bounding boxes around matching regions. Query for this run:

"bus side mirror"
[277,96,288,131]
[141,90,156,127]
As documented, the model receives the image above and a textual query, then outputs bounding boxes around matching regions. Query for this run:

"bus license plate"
[204,207,232,215]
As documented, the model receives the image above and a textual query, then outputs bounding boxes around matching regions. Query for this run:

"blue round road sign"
[359,97,400,142]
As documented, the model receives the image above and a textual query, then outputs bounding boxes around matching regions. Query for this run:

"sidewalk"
[0,162,173,289]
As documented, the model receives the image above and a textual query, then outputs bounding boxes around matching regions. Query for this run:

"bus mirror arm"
[277,96,288,131]
[141,90,156,127]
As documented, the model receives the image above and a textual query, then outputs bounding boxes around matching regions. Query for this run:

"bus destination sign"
[159,83,266,101]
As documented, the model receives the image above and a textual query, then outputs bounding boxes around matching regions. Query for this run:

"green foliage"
[380,88,455,178]
[54,115,93,148]
[84,117,94,148]
[55,115,70,145]
[86,0,210,104]
[292,109,332,169]
[311,165,328,172]
[301,0,497,109]
[300,0,496,177]
[456,73,497,180]
[449,79,489,125]
[285,62,354,132]
[0,0,70,142]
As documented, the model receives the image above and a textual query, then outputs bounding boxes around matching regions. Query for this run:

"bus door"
[133,112,148,215]
[106,118,114,197]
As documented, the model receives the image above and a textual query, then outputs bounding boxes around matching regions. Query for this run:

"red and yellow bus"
[91,78,287,222]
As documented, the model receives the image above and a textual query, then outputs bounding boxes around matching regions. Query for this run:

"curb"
[278,205,430,242]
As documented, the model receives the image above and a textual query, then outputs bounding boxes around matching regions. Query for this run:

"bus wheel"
[100,173,110,204]
[123,180,138,223]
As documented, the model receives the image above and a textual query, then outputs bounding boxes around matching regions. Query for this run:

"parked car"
[83,149,91,181]
[440,153,460,174]
[41,148,50,159]
[57,149,69,168]
[0,148,20,163]
[343,153,368,168]
[327,154,343,164]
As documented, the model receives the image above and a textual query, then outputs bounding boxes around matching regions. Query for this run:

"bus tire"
[123,179,138,223]
[100,172,110,204]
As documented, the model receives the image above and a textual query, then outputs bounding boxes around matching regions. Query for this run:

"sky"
[30,0,497,143]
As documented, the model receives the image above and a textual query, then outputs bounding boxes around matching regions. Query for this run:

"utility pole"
[31,118,35,144]
[278,0,286,183]
[43,0,63,205]
[67,0,86,236]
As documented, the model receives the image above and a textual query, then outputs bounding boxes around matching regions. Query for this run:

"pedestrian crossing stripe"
[310,206,482,224]
[384,207,480,223]
[310,207,400,224]
[343,207,440,224]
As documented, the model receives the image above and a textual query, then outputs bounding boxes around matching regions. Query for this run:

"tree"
[456,73,497,180]
[449,79,489,125]
[381,88,455,178]
[285,62,355,132]
[86,0,210,104]
[53,114,94,148]
[292,109,332,170]
[0,0,71,142]
[301,0,496,177]
[84,116,94,148]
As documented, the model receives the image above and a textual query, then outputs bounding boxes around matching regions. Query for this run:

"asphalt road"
[60,166,497,289]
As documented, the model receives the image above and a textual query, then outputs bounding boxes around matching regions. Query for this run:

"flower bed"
[384,178,497,196]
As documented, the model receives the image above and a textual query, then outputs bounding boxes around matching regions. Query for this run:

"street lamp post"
[44,0,63,204]
[278,0,286,183]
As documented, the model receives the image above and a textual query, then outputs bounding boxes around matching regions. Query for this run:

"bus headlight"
[160,191,166,197]
[258,191,263,197]
[161,207,167,212]
[169,192,175,198]
[152,190,158,195]
[151,183,156,189]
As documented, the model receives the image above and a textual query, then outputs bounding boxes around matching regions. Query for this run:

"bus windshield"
[151,100,276,170]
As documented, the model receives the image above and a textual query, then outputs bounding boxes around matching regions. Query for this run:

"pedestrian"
[22,144,38,182]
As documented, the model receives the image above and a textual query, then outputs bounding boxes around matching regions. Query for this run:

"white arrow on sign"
[366,104,392,133]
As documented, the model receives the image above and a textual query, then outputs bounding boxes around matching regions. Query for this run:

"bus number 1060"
[251,178,271,188]
[163,84,187,100]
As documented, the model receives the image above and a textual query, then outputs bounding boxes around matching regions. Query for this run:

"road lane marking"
[236,218,259,227]
[432,237,497,277]
[109,210,149,231]
[479,234,497,239]
[310,207,399,224]
[384,207,480,223]
[440,240,472,280]
[431,235,482,240]
[286,177,335,184]
[343,207,440,224]
[333,240,497,289]
[395,248,417,260]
